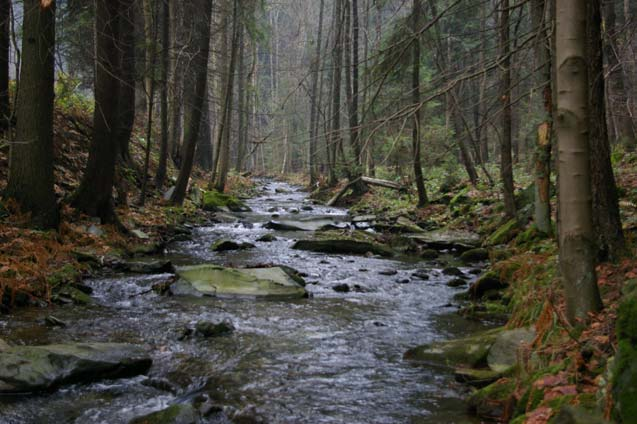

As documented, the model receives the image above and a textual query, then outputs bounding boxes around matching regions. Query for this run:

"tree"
[603,0,636,149]
[155,0,170,189]
[556,0,603,323]
[212,0,240,192]
[327,0,345,186]
[73,0,128,223]
[308,0,325,186]
[0,0,9,129]
[412,0,428,206]
[169,0,213,204]
[499,0,516,219]
[532,0,553,235]
[5,0,58,229]
[589,0,626,260]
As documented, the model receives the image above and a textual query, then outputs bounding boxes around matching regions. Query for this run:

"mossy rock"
[47,264,81,287]
[454,367,504,388]
[210,239,255,252]
[129,403,199,424]
[612,286,637,422]
[487,327,535,373]
[257,233,277,242]
[460,248,489,263]
[484,219,520,246]
[292,230,393,257]
[404,328,501,368]
[469,270,507,300]
[0,343,152,393]
[173,265,307,299]
[515,225,546,246]
[202,190,251,212]
[467,378,517,421]
[550,405,609,424]
[53,286,92,305]
[420,249,439,260]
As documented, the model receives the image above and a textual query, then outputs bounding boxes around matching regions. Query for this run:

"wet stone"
[333,284,351,293]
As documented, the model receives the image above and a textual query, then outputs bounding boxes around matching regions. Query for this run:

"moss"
[468,378,517,417]
[484,218,520,246]
[515,225,546,246]
[47,264,81,287]
[510,415,527,424]
[449,188,470,208]
[202,190,249,212]
[613,340,637,421]
[404,328,502,368]
[616,292,637,344]
[546,394,576,410]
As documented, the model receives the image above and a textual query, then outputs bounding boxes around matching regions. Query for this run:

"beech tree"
[5,0,58,228]
[556,0,603,323]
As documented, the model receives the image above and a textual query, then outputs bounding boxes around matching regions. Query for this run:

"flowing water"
[0,181,486,424]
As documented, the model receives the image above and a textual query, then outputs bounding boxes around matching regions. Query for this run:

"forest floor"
[0,107,255,311]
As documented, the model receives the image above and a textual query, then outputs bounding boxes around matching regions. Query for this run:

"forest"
[0,0,637,422]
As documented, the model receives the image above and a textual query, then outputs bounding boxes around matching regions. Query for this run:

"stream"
[0,180,487,424]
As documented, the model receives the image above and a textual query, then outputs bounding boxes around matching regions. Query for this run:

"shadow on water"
[0,180,487,424]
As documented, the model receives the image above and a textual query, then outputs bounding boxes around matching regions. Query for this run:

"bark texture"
[6,0,58,228]
[73,0,124,223]
[588,0,626,260]
[556,0,603,323]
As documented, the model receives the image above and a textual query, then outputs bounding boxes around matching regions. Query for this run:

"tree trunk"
[346,0,361,168]
[212,0,240,192]
[0,0,9,129]
[196,93,212,170]
[169,0,212,205]
[500,0,516,219]
[155,0,170,189]
[139,0,158,206]
[588,0,626,260]
[73,0,124,224]
[168,0,183,165]
[6,0,58,228]
[235,25,247,172]
[308,0,325,186]
[117,0,136,165]
[328,0,345,186]
[556,0,603,323]
[532,0,553,234]
[603,0,636,149]
[412,0,428,206]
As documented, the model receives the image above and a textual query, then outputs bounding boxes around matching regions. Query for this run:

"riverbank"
[312,154,637,423]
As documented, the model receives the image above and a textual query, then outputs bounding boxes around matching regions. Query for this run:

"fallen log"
[326,177,405,206]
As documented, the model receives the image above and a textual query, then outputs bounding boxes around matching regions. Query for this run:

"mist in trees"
[1,0,636,324]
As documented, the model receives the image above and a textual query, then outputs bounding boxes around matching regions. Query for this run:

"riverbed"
[0,181,486,423]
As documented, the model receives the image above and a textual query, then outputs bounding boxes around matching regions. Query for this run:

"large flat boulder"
[173,265,307,299]
[292,230,393,257]
[487,327,536,372]
[409,229,481,250]
[0,343,152,393]
[265,218,345,232]
[404,329,501,368]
